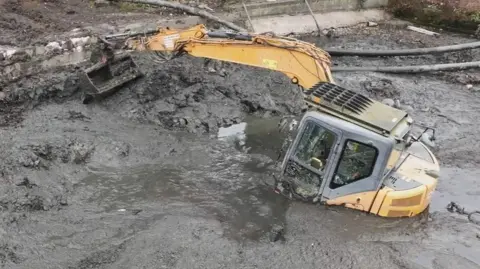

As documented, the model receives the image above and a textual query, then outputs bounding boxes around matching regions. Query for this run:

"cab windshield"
[294,121,337,172]
[281,120,337,198]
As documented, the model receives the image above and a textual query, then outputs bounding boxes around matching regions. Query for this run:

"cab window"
[293,121,337,172]
[330,140,378,189]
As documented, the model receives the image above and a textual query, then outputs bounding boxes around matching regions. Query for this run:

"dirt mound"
[89,55,305,134]
[388,0,480,32]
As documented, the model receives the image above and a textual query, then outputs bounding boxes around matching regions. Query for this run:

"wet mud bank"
[388,0,480,35]
[1,23,480,268]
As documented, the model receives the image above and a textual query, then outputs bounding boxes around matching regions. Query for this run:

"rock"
[381,98,394,107]
[0,91,6,101]
[475,25,480,39]
[35,46,46,56]
[198,3,213,11]
[362,79,398,99]
[59,196,68,206]
[269,224,285,242]
[400,105,414,113]
[9,50,30,62]
[0,53,5,61]
[61,40,74,51]
[45,42,62,54]
[324,28,336,38]
[394,99,401,109]
[466,84,473,90]
[71,142,94,164]
[15,177,37,188]
[70,37,90,47]
[367,21,378,27]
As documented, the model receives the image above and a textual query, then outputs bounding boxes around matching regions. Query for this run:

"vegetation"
[388,0,480,33]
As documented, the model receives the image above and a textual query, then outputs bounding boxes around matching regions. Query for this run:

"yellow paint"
[369,186,393,215]
[377,185,428,217]
[262,59,278,69]
[326,191,378,212]
[386,148,401,171]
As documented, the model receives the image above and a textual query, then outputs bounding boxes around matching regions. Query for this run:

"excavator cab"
[275,83,440,218]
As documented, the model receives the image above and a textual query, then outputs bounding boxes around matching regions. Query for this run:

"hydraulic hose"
[326,41,480,57]
[332,61,480,73]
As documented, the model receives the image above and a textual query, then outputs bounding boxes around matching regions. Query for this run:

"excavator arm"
[79,24,335,103]
[124,24,334,90]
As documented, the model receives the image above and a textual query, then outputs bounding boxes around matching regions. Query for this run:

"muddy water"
[76,115,480,269]
[79,122,290,242]
[3,24,480,269]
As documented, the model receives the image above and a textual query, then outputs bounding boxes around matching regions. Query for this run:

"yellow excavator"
[80,24,440,218]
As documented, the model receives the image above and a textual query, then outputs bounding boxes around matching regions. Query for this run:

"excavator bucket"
[79,53,143,104]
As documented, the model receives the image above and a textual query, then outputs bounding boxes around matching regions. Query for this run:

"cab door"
[319,132,390,212]
[280,117,343,200]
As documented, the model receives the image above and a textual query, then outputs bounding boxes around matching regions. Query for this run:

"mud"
[1,23,480,269]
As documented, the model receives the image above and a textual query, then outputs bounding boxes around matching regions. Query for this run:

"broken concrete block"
[70,37,90,47]
[381,98,394,107]
[35,46,46,56]
[9,50,30,62]
[45,42,62,54]
[367,21,378,27]
[87,36,99,45]
[25,48,34,57]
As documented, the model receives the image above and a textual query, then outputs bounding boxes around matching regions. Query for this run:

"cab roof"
[304,82,411,139]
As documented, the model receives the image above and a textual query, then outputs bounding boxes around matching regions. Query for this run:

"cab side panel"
[325,191,378,212]
[377,185,428,217]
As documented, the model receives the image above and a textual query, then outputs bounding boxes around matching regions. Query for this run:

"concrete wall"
[229,0,389,18]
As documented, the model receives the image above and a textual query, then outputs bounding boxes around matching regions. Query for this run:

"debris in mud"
[269,224,285,242]
[70,141,95,164]
[72,241,127,269]
[447,201,480,226]
[362,78,399,99]
[55,110,92,122]
[0,243,22,266]
[15,177,37,188]
[0,103,24,127]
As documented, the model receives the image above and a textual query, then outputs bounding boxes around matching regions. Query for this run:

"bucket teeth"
[79,53,143,103]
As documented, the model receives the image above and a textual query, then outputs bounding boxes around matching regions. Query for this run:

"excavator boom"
[81,24,409,136]
[126,24,334,91]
